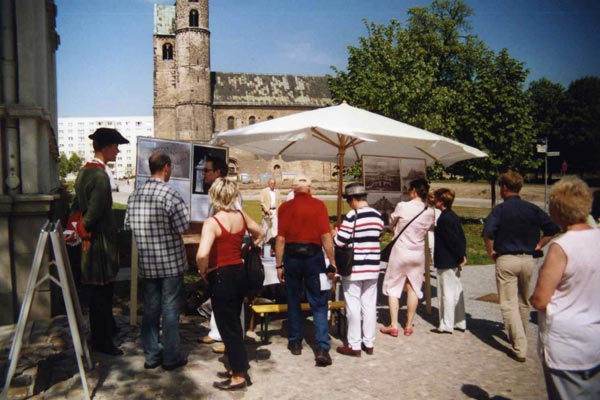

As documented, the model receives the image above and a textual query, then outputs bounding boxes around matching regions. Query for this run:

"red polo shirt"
[277,192,331,245]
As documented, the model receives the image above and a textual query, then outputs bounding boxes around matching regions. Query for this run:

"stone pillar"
[0,0,61,325]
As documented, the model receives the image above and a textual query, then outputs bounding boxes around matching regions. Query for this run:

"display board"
[135,137,227,222]
[362,156,427,225]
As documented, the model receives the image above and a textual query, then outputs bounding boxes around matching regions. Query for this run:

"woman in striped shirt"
[333,183,384,357]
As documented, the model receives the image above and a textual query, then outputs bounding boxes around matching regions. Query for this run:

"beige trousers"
[495,254,535,358]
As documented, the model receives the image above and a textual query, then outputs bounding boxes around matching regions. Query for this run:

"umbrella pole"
[336,149,345,225]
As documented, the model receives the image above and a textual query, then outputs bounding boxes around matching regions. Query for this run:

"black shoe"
[213,379,248,391]
[287,342,302,355]
[315,348,332,367]
[430,328,452,334]
[93,345,123,356]
[144,359,161,369]
[216,371,232,379]
[163,358,188,371]
[509,353,526,363]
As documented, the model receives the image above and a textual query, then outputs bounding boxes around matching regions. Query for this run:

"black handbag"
[334,211,357,277]
[240,212,265,300]
[380,206,428,263]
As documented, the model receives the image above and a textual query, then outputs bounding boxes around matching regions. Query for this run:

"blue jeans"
[284,251,330,350]
[142,276,183,366]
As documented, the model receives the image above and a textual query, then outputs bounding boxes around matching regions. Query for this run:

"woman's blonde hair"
[208,177,240,211]
[549,176,592,228]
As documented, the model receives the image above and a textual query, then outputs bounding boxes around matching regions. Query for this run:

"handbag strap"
[387,205,428,249]
[342,210,358,249]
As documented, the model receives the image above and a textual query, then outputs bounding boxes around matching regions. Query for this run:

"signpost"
[537,137,560,211]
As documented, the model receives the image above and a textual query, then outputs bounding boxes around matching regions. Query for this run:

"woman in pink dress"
[381,179,435,336]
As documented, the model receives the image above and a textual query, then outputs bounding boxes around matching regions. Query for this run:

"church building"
[153,0,335,182]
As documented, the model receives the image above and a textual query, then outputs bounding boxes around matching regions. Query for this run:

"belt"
[285,242,321,258]
[270,207,277,210]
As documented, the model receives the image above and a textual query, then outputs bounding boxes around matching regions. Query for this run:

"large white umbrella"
[217,102,486,221]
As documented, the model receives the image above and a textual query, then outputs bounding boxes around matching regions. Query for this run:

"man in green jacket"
[70,127,128,355]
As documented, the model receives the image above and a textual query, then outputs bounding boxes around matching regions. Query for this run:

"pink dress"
[382,199,435,299]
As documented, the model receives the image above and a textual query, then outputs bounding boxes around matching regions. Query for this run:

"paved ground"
[1,264,548,400]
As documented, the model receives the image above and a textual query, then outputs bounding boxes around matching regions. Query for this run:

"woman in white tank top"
[531,176,600,400]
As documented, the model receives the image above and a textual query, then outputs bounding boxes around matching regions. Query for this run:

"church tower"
[154,0,212,141]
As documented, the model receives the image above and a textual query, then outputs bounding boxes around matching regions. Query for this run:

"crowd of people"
[67,128,599,398]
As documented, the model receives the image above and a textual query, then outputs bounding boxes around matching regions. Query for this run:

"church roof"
[212,72,332,107]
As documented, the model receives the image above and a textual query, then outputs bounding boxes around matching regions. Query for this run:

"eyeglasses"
[203,168,213,173]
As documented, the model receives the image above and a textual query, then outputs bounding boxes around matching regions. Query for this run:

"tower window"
[227,116,234,130]
[162,43,173,60]
[249,116,256,125]
[189,10,199,27]
[189,0,199,2]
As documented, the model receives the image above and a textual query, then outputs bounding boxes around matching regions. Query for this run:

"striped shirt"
[124,178,189,278]
[334,207,384,280]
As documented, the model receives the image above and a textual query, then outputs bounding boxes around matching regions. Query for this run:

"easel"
[1,221,92,400]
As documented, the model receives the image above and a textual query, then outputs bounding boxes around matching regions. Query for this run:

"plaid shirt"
[124,178,189,278]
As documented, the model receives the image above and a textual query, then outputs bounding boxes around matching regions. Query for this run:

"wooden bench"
[249,300,346,343]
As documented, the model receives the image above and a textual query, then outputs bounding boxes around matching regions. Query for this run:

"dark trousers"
[209,264,249,374]
[86,283,116,350]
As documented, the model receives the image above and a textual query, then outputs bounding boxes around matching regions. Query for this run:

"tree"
[58,152,84,182]
[328,0,539,205]
[558,77,600,174]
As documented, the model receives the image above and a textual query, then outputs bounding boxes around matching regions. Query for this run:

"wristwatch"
[276,264,284,270]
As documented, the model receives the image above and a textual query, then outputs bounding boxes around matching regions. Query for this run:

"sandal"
[379,326,399,337]
[404,327,414,336]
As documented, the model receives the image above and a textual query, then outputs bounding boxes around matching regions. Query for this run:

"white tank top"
[538,228,600,370]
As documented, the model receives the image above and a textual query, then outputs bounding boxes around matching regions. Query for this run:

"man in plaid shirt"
[125,152,189,371]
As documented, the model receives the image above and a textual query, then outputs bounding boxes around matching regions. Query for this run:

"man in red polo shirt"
[275,175,337,367]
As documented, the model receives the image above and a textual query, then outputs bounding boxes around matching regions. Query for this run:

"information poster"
[135,137,227,222]
[362,156,426,226]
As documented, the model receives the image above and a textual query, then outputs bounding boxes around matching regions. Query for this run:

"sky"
[55,0,600,117]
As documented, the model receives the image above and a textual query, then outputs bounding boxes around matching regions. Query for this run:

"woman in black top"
[431,188,467,334]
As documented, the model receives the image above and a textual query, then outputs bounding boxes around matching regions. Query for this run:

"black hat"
[342,183,367,198]
[88,128,129,144]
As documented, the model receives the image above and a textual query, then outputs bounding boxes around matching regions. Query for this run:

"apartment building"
[58,116,153,179]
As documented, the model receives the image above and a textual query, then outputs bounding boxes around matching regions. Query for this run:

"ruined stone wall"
[213,106,315,132]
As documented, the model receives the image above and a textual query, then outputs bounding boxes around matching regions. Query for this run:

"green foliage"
[58,152,84,182]
[332,161,363,180]
[328,0,541,192]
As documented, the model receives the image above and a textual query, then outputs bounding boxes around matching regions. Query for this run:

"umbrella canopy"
[216,103,486,221]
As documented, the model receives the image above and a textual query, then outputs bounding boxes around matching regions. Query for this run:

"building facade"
[58,116,154,179]
[153,0,335,183]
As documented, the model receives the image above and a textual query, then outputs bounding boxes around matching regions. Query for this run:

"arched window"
[267,116,274,120]
[189,10,199,27]
[273,164,281,170]
[227,116,234,130]
[249,116,256,125]
[162,43,173,60]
